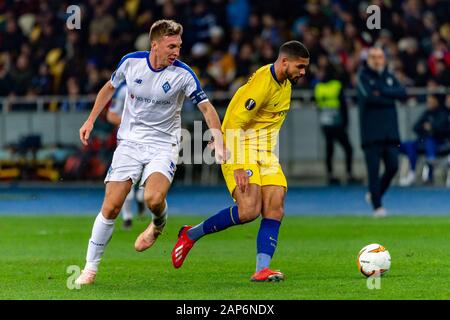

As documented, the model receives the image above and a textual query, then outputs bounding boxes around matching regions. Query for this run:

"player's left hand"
[79,121,94,146]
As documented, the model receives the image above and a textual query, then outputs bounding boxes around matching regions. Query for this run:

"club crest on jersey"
[134,78,142,84]
[162,81,171,93]
[246,169,253,177]
[245,98,256,110]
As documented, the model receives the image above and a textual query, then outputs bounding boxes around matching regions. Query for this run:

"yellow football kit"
[221,64,292,196]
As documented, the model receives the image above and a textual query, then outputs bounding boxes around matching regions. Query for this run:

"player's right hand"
[234,169,249,193]
[79,121,94,146]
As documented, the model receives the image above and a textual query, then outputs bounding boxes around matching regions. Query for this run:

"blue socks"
[187,208,282,272]
[256,218,281,272]
[187,206,240,241]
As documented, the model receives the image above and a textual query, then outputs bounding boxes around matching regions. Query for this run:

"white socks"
[85,212,115,272]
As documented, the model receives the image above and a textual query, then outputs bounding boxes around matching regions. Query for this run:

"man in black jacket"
[356,47,407,217]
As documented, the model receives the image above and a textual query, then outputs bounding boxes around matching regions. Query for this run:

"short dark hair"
[149,20,183,42]
[279,41,310,59]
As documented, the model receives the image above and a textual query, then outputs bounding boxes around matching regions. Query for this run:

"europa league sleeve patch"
[245,98,256,110]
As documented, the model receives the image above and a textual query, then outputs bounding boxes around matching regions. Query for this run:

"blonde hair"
[149,20,183,42]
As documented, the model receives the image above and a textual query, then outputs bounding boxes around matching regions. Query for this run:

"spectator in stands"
[226,0,250,29]
[400,94,449,186]
[0,52,13,97]
[60,76,89,112]
[10,53,33,96]
[2,0,448,96]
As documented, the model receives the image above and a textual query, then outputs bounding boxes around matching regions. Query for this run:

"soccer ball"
[357,244,391,277]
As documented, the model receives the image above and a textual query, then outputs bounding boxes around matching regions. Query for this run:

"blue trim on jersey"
[270,64,281,85]
[173,59,201,91]
[112,51,149,81]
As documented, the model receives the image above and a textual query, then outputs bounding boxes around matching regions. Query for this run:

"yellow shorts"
[221,152,287,197]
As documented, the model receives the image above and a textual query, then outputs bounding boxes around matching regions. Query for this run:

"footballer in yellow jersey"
[221,62,293,196]
[172,41,310,282]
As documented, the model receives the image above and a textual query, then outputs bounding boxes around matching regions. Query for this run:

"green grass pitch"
[1,215,450,299]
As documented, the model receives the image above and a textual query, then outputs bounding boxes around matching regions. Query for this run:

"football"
[357,244,391,277]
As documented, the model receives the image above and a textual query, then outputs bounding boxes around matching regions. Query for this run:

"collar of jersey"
[147,51,168,73]
[270,64,281,86]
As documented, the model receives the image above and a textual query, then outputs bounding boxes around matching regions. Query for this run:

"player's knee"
[101,203,121,219]
[264,206,284,221]
[145,191,165,213]
[238,202,261,223]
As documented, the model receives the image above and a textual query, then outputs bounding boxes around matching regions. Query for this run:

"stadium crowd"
[0,0,449,103]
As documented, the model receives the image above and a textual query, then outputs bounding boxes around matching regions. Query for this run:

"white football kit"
[105,51,208,185]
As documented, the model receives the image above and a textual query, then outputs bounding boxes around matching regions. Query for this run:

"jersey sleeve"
[230,71,271,128]
[173,61,209,106]
[184,72,208,106]
[110,55,129,88]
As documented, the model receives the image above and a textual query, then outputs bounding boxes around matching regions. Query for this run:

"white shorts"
[104,140,178,186]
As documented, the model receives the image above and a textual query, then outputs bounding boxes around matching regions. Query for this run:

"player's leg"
[76,180,132,284]
[251,160,287,282]
[77,141,143,284]
[134,172,171,252]
[121,187,135,230]
[171,164,262,268]
[187,183,262,241]
[255,185,285,272]
[172,184,262,268]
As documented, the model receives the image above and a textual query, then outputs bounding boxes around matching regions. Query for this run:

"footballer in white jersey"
[76,20,225,285]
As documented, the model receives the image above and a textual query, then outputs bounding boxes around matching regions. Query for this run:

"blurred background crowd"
[0,0,449,186]
[0,0,449,101]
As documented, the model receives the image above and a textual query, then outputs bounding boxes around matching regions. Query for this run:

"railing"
[0,86,449,184]
[1,87,448,113]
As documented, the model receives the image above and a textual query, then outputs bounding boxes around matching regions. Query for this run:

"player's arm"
[80,54,128,145]
[79,81,115,145]
[198,100,226,163]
